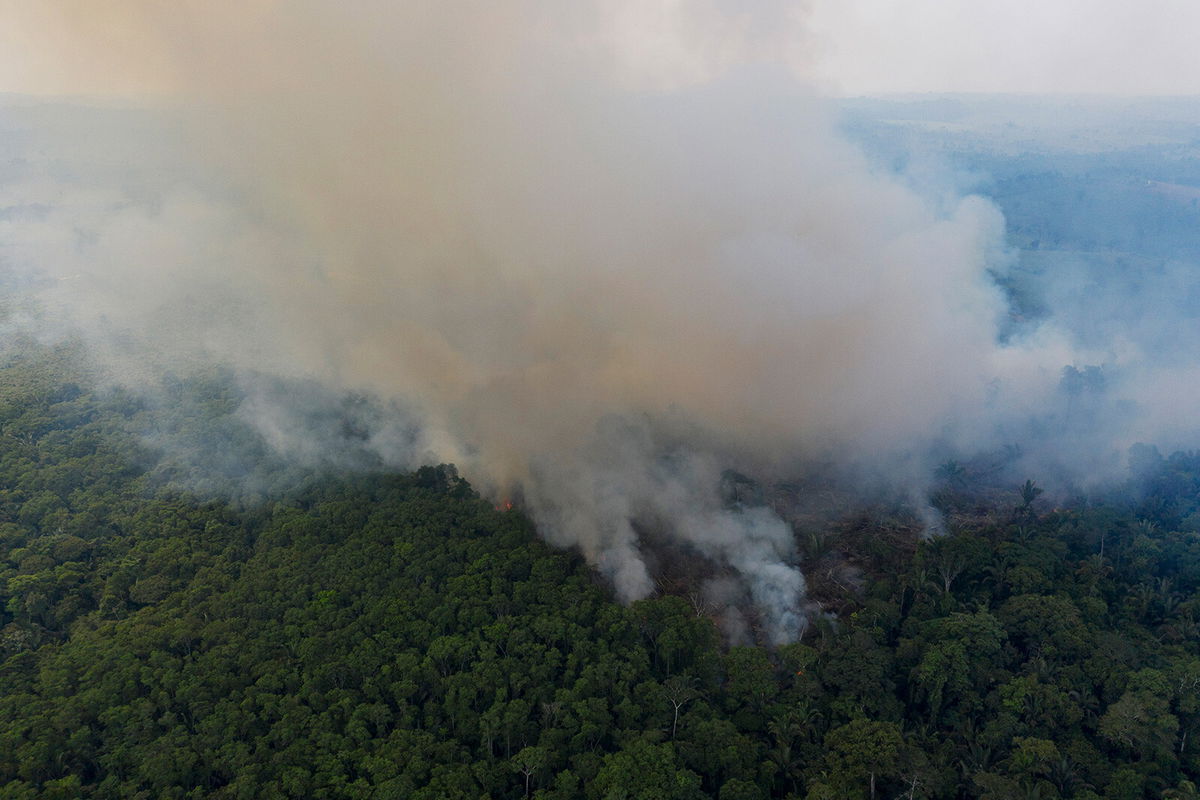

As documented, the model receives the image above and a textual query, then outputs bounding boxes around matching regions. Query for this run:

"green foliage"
[1,347,1200,798]
[819,719,905,799]
[590,739,704,800]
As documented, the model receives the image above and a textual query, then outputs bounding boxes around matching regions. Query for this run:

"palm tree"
[1018,480,1043,516]
[766,713,807,794]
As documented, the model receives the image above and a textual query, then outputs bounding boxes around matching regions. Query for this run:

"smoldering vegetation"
[3,6,1200,643]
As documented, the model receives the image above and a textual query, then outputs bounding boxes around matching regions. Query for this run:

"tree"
[1099,670,1179,761]
[821,719,905,800]
[511,745,548,797]
[662,676,698,740]
[1018,480,1043,516]
[589,740,703,800]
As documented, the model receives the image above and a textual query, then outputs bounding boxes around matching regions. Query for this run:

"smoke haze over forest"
[3,2,1200,640]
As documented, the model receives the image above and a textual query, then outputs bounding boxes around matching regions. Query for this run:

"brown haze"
[1,1,1071,641]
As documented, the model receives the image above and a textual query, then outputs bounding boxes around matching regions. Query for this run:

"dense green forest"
[3,342,1200,799]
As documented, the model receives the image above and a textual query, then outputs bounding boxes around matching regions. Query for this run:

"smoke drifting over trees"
[3,2,1196,640]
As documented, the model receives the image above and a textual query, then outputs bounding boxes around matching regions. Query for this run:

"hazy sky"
[1,1,1198,99]
[807,0,1200,95]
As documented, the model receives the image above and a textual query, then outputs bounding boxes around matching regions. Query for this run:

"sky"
[2,1,1199,99]
[807,0,1200,96]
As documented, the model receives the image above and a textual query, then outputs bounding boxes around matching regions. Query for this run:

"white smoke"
[0,2,1080,640]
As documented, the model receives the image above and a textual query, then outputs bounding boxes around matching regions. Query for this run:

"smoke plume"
[0,2,1090,641]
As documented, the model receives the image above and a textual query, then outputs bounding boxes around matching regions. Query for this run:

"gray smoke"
[0,2,1114,641]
